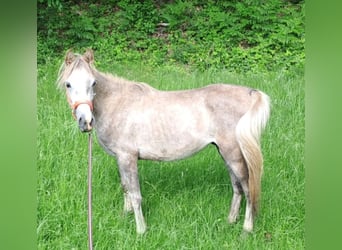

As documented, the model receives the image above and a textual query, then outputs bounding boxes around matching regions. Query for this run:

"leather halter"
[66,93,93,120]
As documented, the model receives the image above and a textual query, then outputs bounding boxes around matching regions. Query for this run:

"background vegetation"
[38,0,305,249]
[38,0,304,72]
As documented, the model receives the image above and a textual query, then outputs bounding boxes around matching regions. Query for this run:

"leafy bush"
[37,0,304,72]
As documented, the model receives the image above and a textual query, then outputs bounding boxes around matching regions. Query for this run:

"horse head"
[60,49,97,132]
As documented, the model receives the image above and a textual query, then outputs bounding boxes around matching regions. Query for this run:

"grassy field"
[37,60,304,249]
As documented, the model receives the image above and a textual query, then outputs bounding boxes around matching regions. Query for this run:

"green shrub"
[37,0,304,72]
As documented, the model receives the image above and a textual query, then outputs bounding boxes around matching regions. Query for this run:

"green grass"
[37,60,304,249]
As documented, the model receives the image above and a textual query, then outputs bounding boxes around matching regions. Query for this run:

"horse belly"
[137,103,215,160]
[137,117,213,161]
[138,136,211,161]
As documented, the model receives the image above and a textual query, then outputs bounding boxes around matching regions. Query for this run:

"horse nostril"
[78,116,86,127]
[77,115,93,132]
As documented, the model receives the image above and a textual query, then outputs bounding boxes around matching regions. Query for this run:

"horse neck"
[92,70,155,117]
[93,70,136,116]
[94,69,153,98]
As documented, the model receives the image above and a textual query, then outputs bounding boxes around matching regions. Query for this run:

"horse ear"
[83,49,94,64]
[65,49,75,65]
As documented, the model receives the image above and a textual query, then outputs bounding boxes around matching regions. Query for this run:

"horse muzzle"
[78,114,94,132]
[74,103,94,132]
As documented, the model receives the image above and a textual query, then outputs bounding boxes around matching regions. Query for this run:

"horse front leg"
[117,152,147,234]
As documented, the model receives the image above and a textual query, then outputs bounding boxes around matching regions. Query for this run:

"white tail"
[235,90,270,214]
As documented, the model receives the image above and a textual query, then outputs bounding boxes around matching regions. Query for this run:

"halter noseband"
[73,100,94,112]
[66,93,94,120]
[71,100,93,120]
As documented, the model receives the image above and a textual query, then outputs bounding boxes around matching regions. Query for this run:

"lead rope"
[88,132,93,250]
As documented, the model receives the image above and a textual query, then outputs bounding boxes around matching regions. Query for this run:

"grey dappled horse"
[57,49,270,234]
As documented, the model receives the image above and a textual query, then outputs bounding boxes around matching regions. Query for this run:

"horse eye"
[65,82,71,88]
[92,80,97,87]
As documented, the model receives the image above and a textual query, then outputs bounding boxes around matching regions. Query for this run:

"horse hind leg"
[230,158,254,232]
[227,172,243,224]
[218,145,254,232]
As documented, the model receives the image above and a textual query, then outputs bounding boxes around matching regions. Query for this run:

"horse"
[57,49,270,234]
